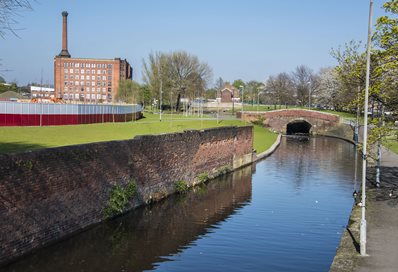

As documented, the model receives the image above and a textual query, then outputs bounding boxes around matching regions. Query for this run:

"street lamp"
[359,0,373,257]
[307,81,311,110]
[257,91,265,113]
[239,85,244,114]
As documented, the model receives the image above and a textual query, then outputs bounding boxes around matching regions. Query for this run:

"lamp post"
[257,91,265,113]
[240,85,244,114]
[307,81,311,110]
[360,0,373,256]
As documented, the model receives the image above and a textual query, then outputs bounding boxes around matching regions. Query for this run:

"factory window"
[91,76,95,80]
[97,76,101,81]
[102,82,106,86]
[80,75,84,80]
[75,81,79,86]
[92,69,95,74]
[108,76,112,80]
[97,70,101,74]
[108,81,112,86]
[81,87,84,92]
[97,88,101,93]
[64,75,68,79]
[75,63,79,68]
[86,70,90,74]
[80,81,84,86]
[91,82,95,86]
[97,64,101,68]
[108,70,112,74]
[97,82,101,86]
[64,81,68,86]
[64,69,68,73]
[69,81,73,85]
[63,63,67,67]
[70,75,74,79]
[102,87,106,93]
[86,75,90,80]
[86,82,90,86]
[107,64,112,68]
[101,64,106,68]
[75,69,79,73]
[108,88,112,93]
[102,76,106,80]
[81,64,85,68]
[102,70,106,74]
[69,69,73,73]
[81,69,85,74]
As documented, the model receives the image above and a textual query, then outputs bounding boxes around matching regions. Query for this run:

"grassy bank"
[0,113,277,154]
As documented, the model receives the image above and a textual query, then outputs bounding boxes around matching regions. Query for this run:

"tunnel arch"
[286,120,312,135]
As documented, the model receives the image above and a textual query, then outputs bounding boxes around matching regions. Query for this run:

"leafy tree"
[142,51,212,111]
[116,79,141,104]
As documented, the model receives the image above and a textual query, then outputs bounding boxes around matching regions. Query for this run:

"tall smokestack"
[58,11,71,58]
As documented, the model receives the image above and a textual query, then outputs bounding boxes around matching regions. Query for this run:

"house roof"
[220,84,240,97]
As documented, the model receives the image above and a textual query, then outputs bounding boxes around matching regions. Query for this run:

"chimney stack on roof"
[58,11,71,58]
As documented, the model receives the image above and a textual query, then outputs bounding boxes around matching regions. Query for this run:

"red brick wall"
[0,126,253,265]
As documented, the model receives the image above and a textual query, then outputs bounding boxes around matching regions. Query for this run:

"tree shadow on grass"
[0,142,49,155]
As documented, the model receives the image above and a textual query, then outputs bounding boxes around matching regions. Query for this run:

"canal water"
[1,137,360,272]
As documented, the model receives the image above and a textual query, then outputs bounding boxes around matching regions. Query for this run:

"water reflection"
[1,137,359,272]
[0,166,253,272]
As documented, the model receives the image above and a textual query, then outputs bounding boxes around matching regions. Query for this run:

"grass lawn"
[0,113,277,154]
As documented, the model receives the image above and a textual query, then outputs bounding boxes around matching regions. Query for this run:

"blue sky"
[0,0,387,86]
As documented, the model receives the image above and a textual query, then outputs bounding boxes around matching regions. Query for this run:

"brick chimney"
[58,11,71,58]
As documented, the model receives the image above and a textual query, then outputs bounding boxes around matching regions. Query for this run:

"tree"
[116,79,141,104]
[142,51,212,111]
[373,0,398,112]
[0,0,32,38]
[316,67,344,110]
[214,77,224,97]
[266,73,294,109]
[245,80,265,106]
[291,65,318,107]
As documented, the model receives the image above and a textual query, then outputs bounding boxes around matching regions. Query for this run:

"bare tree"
[266,73,294,109]
[0,0,32,38]
[291,65,317,107]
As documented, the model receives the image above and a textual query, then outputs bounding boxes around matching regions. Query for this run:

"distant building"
[218,84,240,103]
[53,11,132,103]
[30,86,55,99]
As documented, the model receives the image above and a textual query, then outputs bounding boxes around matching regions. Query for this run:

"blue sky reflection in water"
[0,137,359,272]
[152,137,358,272]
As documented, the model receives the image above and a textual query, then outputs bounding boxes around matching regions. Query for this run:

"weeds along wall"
[0,126,253,265]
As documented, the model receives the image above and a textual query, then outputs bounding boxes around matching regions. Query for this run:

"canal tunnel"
[286,120,312,135]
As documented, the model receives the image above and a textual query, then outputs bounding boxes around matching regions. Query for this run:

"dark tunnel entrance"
[286,120,312,135]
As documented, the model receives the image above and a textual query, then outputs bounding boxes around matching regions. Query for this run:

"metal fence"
[0,101,142,126]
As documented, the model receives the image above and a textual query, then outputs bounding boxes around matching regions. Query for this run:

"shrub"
[104,180,137,218]
[174,180,189,194]
[197,172,209,183]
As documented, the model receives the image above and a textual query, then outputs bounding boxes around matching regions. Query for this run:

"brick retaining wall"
[0,126,253,265]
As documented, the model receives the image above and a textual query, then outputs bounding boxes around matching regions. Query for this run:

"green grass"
[0,113,277,154]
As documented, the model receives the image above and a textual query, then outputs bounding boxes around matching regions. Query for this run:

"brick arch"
[240,109,340,134]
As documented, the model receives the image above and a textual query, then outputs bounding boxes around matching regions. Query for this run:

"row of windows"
[64,87,112,93]
[63,94,111,100]
[64,81,112,87]
[64,75,112,81]
[63,63,112,69]
[64,69,112,75]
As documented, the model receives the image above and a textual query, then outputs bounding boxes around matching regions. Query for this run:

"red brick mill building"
[54,11,132,103]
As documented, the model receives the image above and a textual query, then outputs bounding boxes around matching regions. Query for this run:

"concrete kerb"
[253,134,282,162]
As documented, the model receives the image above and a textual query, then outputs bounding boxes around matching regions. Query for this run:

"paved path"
[354,147,398,272]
